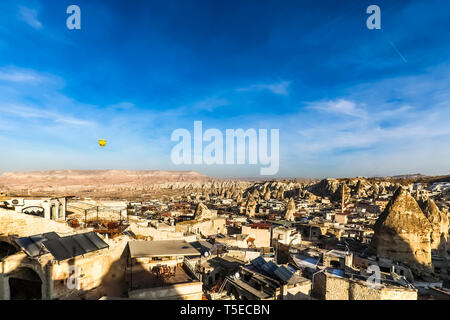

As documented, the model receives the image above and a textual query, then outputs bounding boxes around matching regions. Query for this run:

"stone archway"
[8,267,43,300]
[22,206,45,218]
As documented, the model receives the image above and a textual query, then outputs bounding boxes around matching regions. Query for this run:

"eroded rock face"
[245,195,257,218]
[371,187,433,275]
[353,180,367,198]
[278,186,285,200]
[285,198,296,221]
[194,202,212,220]
[336,183,351,202]
[419,198,448,254]
[309,179,341,200]
[252,188,260,199]
[232,188,241,200]
[264,189,271,201]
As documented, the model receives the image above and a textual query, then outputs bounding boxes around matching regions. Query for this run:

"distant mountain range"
[388,173,428,179]
[0,170,211,197]
[0,170,449,198]
[0,170,210,185]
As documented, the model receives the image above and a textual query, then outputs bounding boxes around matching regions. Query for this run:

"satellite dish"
[204,251,210,257]
[98,139,107,148]
[234,272,240,279]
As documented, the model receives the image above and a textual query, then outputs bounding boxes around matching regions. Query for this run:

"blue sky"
[0,0,449,178]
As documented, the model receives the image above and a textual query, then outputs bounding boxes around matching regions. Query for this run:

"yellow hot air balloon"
[98,139,107,148]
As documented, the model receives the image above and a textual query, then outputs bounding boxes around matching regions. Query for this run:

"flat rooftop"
[129,240,201,258]
[130,265,196,290]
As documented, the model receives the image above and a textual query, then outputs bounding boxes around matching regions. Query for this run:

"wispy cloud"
[253,64,450,177]
[237,81,291,96]
[18,7,43,30]
[0,103,94,126]
[0,66,187,172]
[308,99,367,118]
[107,102,135,110]
[0,66,53,84]
[193,97,230,112]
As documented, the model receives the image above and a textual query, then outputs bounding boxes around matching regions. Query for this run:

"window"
[380,266,390,273]
[328,259,338,267]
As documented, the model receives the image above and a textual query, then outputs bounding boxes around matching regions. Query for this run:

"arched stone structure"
[3,197,66,221]
[8,267,43,300]
[0,254,51,300]
[22,206,45,217]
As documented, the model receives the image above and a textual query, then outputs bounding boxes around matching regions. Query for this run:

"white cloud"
[238,81,291,95]
[289,99,450,164]
[18,7,43,30]
[308,99,367,118]
[107,102,135,110]
[193,97,230,111]
[0,103,94,127]
[0,67,53,84]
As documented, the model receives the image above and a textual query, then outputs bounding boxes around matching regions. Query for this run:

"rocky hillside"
[0,170,209,185]
[0,170,211,198]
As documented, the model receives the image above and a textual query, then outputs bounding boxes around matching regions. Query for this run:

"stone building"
[0,231,127,300]
[312,270,417,300]
[241,225,271,248]
[126,240,203,300]
[1,197,67,221]
[0,207,128,300]
[221,256,311,300]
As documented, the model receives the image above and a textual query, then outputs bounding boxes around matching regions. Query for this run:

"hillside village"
[0,171,449,300]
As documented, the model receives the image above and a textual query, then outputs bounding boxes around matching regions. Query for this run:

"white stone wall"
[128,281,203,300]
[0,209,73,237]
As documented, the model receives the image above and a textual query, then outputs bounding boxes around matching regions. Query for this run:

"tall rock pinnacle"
[371,187,433,276]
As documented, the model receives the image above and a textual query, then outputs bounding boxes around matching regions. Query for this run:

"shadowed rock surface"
[419,197,449,254]
[371,187,433,276]
[245,195,257,218]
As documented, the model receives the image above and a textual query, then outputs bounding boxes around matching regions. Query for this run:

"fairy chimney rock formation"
[419,198,448,254]
[371,187,433,275]
[245,195,257,218]
[285,198,296,221]
[264,189,271,201]
[278,186,285,200]
[194,201,213,220]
